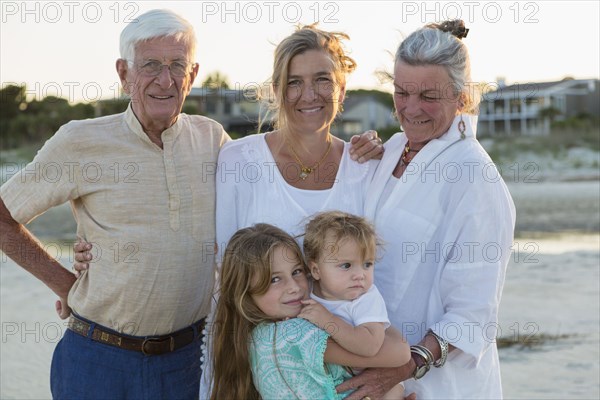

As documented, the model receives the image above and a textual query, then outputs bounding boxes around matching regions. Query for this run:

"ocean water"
[499,181,599,399]
[499,233,599,399]
[1,181,599,399]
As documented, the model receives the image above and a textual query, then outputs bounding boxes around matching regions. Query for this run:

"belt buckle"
[142,336,175,355]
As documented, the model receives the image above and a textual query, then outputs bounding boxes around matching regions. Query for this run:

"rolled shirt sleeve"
[1,123,80,224]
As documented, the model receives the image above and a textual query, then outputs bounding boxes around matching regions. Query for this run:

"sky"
[1,0,599,103]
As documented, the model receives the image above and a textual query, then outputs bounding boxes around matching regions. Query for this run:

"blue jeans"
[50,320,202,400]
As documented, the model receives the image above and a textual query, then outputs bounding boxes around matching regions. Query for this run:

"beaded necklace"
[400,143,422,166]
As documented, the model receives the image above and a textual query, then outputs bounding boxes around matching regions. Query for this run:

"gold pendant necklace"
[287,136,333,180]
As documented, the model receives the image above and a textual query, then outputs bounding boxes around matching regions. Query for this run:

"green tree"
[1,86,96,149]
[538,106,561,122]
[0,85,27,148]
[95,99,129,116]
[201,71,231,90]
[0,84,26,120]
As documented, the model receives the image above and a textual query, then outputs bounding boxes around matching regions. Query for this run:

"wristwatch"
[410,345,432,379]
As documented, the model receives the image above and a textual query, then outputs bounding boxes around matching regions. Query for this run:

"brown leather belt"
[68,314,205,356]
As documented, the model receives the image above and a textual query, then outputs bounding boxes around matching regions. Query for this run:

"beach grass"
[482,128,600,162]
[497,333,576,350]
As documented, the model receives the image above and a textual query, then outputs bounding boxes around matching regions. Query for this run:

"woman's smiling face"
[393,61,462,146]
[282,49,346,135]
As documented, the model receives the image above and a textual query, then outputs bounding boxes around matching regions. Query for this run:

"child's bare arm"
[299,299,385,357]
[323,326,410,368]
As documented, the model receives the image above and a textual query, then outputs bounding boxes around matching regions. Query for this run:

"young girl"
[210,224,409,400]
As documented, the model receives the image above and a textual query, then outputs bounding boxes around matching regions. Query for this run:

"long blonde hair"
[260,23,357,132]
[210,224,307,400]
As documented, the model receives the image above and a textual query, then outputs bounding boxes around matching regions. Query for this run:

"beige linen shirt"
[1,105,230,335]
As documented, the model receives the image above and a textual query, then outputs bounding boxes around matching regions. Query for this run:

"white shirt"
[215,133,377,254]
[311,285,390,329]
[365,115,516,399]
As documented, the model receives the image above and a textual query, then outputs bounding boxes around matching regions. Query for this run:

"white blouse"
[365,115,516,399]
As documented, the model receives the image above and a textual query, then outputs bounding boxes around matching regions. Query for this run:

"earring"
[458,115,466,139]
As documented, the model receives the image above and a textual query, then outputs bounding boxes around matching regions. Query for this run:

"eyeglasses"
[131,60,195,77]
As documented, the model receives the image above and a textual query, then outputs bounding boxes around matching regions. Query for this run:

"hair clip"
[456,27,469,39]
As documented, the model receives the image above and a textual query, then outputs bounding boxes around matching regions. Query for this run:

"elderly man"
[0,9,229,399]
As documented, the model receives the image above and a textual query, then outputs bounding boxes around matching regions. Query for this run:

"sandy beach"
[1,178,599,399]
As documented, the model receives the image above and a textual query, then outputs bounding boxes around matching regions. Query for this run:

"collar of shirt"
[124,103,183,146]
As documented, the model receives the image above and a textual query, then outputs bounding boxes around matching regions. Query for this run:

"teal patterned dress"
[249,318,352,399]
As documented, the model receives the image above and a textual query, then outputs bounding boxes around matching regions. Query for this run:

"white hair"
[119,9,197,62]
[395,21,480,114]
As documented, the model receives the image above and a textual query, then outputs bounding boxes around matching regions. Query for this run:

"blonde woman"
[215,24,380,251]
[205,24,388,398]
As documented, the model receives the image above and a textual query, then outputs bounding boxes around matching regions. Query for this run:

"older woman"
[341,20,516,399]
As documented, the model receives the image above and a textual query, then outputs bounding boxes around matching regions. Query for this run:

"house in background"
[185,87,263,136]
[478,78,599,136]
[331,93,397,141]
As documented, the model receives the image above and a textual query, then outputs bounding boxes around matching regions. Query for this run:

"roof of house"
[483,78,598,100]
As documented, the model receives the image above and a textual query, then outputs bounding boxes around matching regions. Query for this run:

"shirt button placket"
[163,136,180,231]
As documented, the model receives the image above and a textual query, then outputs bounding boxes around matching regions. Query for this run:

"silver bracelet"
[410,344,434,365]
[427,329,449,367]
[410,345,433,380]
